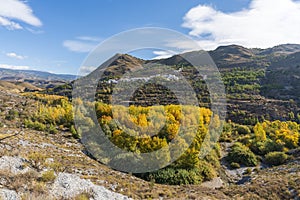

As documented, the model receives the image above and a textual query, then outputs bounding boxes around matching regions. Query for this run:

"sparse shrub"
[237,135,252,145]
[0,170,39,192]
[220,123,233,142]
[40,170,56,183]
[288,112,295,120]
[236,125,251,135]
[265,151,289,166]
[227,142,258,167]
[25,119,46,131]
[34,122,46,131]
[74,192,92,200]
[70,125,80,139]
[197,160,217,181]
[251,139,283,155]
[230,162,240,169]
[244,168,252,175]
[32,182,47,195]
[28,152,47,171]
[47,161,64,172]
[48,124,58,134]
[5,109,19,120]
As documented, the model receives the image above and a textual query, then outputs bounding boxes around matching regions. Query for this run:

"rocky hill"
[0,68,77,89]
[0,68,77,82]
[47,44,300,124]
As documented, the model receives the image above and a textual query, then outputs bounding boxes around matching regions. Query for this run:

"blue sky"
[1,0,299,75]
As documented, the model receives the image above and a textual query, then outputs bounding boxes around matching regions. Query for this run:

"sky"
[0,0,300,75]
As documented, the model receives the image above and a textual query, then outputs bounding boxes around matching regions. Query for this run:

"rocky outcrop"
[51,173,132,200]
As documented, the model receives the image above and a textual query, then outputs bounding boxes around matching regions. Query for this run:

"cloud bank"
[0,64,30,70]
[0,0,42,30]
[182,0,300,50]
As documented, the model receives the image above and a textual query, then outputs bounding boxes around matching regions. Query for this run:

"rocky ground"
[0,127,228,200]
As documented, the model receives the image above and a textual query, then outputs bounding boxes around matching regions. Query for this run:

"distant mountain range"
[47,44,300,123]
[0,68,77,82]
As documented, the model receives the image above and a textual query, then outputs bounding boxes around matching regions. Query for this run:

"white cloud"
[6,52,26,60]
[152,50,176,60]
[79,66,97,75]
[0,64,30,70]
[0,16,22,30]
[0,0,42,30]
[76,36,102,42]
[26,28,44,34]
[165,39,202,52]
[182,0,300,50]
[63,36,101,53]
[63,40,97,53]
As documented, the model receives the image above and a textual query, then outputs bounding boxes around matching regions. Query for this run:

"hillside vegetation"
[0,44,300,199]
[46,44,300,124]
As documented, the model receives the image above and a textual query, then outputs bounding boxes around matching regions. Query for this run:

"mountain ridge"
[47,43,300,123]
[0,68,77,82]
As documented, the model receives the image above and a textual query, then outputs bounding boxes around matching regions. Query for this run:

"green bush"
[230,162,240,169]
[250,139,283,155]
[48,124,58,134]
[70,125,80,139]
[220,123,233,142]
[237,135,251,145]
[146,168,203,185]
[220,131,232,142]
[141,159,217,185]
[236,125,251,135]
[265,152,289,166]
[227,142,258,167]
[24,119,46,131]
[244,168,252,175]
[197,160,217,181]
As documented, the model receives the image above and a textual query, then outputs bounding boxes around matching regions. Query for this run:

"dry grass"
[222,163,300,199]
[40,170,56,183]
[0,169,40,193]
[72,192,92,200]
